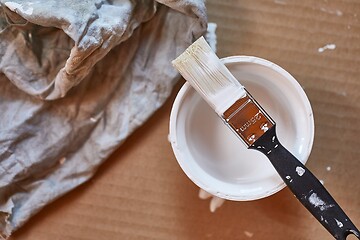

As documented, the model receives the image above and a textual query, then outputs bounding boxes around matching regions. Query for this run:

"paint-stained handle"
[250,125,360,240]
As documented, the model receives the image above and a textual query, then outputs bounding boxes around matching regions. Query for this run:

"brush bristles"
[172,37,237,95]
[172,36,246,115]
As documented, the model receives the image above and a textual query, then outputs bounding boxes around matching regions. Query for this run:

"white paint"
[167,134,171,143]
[199,189,212,200]
[5,2,33,15]
[309,192,334,211]
[338,91,347,96]
[285,175,293,183]
[318,44,336,53]
[209,196,225,213]
[90,117,97,122]
[326,166,331,171]
[172,37,246,116]
[335,218,344,228]
[199,189,225,213]
[244,231,254,238]
[320,7,343,16]
[296,166,305,176]
[274,0,287,5]
[169,56,314,201]
[336,10,343,16]
[309,193,326,210]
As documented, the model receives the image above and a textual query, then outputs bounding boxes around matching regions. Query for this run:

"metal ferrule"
[222,90,275,147]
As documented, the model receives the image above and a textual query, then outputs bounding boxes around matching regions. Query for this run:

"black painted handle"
[249,125,360,240]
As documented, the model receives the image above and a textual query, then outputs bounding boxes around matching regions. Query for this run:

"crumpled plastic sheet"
[0,0,206,238]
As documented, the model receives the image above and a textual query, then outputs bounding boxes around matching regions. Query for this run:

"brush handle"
[249,125,360,240]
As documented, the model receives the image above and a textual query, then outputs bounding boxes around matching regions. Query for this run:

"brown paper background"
[10,0,360,239]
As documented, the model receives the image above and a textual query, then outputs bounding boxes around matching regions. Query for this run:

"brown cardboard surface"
[9,0,360,239]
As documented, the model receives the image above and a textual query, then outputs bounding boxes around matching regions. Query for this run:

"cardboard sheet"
[9,0,360,239]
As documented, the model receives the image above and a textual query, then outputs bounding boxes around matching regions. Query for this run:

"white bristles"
[172,37,246,115]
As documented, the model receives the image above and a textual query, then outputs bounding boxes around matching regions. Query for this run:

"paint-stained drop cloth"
[0,0,206,238]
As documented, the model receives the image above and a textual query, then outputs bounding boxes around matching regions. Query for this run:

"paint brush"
[172,36,360,240]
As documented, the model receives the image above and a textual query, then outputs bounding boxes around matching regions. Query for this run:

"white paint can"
[169,56,314,201]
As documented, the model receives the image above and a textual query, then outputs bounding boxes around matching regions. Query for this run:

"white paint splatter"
[286,176,291,179]
[199,189,212,200]
[5,2,33,15]
[309,193,325,208]
[274,0,287,5]
[90,117,97,122]
[167,134,171,143]
[296,166,305,176]
[326,166,331,171]
[335,218,344,228]
[198,189,225,213]
[338,91,347,97]
[320,7,343,16]
[309,192,334,211]
[335,10,343,16]
[210,196,225,213]
[244,231,254,238]
[318,44,336,53]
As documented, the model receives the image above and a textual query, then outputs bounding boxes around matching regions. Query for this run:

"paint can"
[169,56,314,201]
